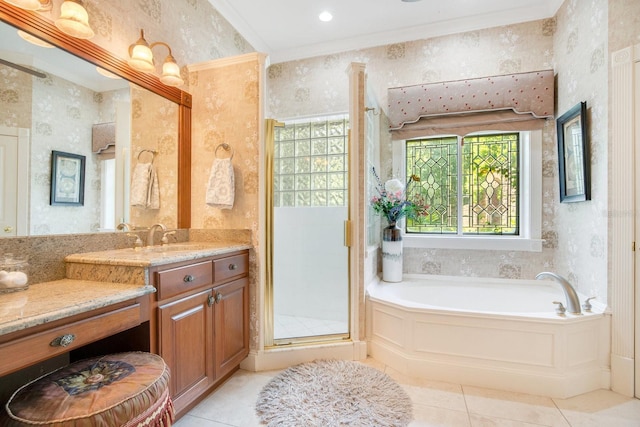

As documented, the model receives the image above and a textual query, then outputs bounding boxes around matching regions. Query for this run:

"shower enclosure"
[266,115,350,345]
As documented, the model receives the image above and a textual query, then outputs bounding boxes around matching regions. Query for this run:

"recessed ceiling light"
[401,0,423,2]
[319,11,333,22]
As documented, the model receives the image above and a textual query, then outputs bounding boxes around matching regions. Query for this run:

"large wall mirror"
[0,3,191,237]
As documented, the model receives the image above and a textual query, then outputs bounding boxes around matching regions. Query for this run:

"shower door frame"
[264,116,352,348]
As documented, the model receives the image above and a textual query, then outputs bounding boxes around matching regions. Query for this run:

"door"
[266,116,351,346]
[0,127,28,237]
[213,277,249,379]
[158,289,214,412]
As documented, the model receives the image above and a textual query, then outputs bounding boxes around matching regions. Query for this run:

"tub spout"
[535,272,582,315]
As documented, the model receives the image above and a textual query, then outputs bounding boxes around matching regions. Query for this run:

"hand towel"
[147,164,160,209]
[206,157,235,209]
[131,162,160,209]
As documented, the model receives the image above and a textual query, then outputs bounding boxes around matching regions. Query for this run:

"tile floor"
[174,358,640,427]
[273,314,347,340]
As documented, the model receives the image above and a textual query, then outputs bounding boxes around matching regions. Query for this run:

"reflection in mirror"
[0,19,178,237]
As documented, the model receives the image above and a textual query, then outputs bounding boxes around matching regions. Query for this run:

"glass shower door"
[267,115,350,345]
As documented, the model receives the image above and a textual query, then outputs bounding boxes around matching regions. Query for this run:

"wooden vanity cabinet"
[213,277,249,379]
[151,250,249,417]
[158,288,214,413]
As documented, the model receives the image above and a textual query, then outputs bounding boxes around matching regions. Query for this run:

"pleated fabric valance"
[388,70,555,139]
[92,122,116,160]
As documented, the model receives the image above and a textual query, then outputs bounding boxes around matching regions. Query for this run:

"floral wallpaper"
[0,66,104,235]
[267,1,640,305]
[0,63,31,129]
[268,19,559,283]
[553,0,609,302]
[129,86,179,229]
[190,54,263,349]
[67,0,253,87]
[0,0,251,239]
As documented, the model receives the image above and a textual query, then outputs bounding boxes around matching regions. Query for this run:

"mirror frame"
[0,2,191,229]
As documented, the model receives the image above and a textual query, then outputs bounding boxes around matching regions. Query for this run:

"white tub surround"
[366,275,611,399]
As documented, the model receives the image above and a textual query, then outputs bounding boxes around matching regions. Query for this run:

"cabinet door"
[159,289,214,411]
[213,277,249,379]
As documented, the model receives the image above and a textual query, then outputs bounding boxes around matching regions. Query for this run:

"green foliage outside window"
[406,133,519,235]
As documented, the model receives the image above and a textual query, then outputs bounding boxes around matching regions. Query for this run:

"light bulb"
[4,0,42,11]
[55,0,95,39]
[160,57,184,87]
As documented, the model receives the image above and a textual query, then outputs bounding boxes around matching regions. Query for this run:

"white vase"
[382,223,402,282]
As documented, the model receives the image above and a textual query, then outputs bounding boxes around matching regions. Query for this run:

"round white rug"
[255,359,413,426]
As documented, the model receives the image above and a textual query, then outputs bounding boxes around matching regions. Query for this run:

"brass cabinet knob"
[4,226,13,233]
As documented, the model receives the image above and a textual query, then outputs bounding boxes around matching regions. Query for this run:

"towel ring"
[137,149,156,163]
[215,143,234,159]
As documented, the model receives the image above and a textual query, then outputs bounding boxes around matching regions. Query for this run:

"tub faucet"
[146,223,167,246]
[535,272,582,315]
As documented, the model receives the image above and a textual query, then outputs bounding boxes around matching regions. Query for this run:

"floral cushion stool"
[3,352,173,427]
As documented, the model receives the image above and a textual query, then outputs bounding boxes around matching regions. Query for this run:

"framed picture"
[50,150,85,206]
[556,101,590,203]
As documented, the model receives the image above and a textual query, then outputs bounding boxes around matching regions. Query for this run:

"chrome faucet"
[146,223,167,246]
[535,272,582,315]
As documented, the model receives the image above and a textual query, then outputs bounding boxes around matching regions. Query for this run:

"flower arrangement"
[370,167,429,226]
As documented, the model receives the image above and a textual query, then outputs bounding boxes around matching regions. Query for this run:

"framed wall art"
[50,150,86,206]
[556,101,590,203]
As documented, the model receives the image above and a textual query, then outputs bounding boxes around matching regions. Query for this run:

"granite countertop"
[0,279,155,336]
[64,242,252,267]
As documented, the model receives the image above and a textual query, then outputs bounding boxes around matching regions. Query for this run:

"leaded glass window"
[406,133,519,235]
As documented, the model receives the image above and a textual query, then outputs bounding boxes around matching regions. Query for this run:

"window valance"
[92,122,116,159]
[388,70,555,139]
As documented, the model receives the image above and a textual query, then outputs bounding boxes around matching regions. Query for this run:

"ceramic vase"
[382,222,402,282]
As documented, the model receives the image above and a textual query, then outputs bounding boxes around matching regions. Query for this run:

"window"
[394,130,542,252]
[406,132,519,235]
[273,115,349,207]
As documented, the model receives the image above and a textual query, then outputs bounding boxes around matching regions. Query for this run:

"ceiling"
[207,0,564,64]
[0,20,128,92]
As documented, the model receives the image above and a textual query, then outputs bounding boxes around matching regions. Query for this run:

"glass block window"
[406,132,519,235]
[274,116,349,207]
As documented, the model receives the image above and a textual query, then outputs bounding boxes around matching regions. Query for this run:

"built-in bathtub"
[366,274,611,398]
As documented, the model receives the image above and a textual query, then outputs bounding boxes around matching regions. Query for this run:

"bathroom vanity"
[0,242,251,418]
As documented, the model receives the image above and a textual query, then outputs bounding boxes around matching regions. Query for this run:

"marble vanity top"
[64,242,252,267]
[0,279,154,336]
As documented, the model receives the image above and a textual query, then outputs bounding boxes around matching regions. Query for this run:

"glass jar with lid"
[0,254,29,293]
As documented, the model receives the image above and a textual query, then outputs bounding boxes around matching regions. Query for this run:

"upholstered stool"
[3,352,173,427]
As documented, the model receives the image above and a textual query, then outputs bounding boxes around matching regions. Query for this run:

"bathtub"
[366,274,611,398]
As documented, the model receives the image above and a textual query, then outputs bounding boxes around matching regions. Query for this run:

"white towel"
[206,157,234,209]
[131,162,160,209]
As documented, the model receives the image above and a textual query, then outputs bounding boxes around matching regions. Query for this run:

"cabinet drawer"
[213,253,248,283]
[0,303,141,377]
[156,261,213,300]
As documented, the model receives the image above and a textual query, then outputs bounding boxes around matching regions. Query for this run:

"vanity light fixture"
[95,66,121,79]
[54,0,94,40]
[17,30,54,48]
[128,29,184,87]
[3,0,51,11]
